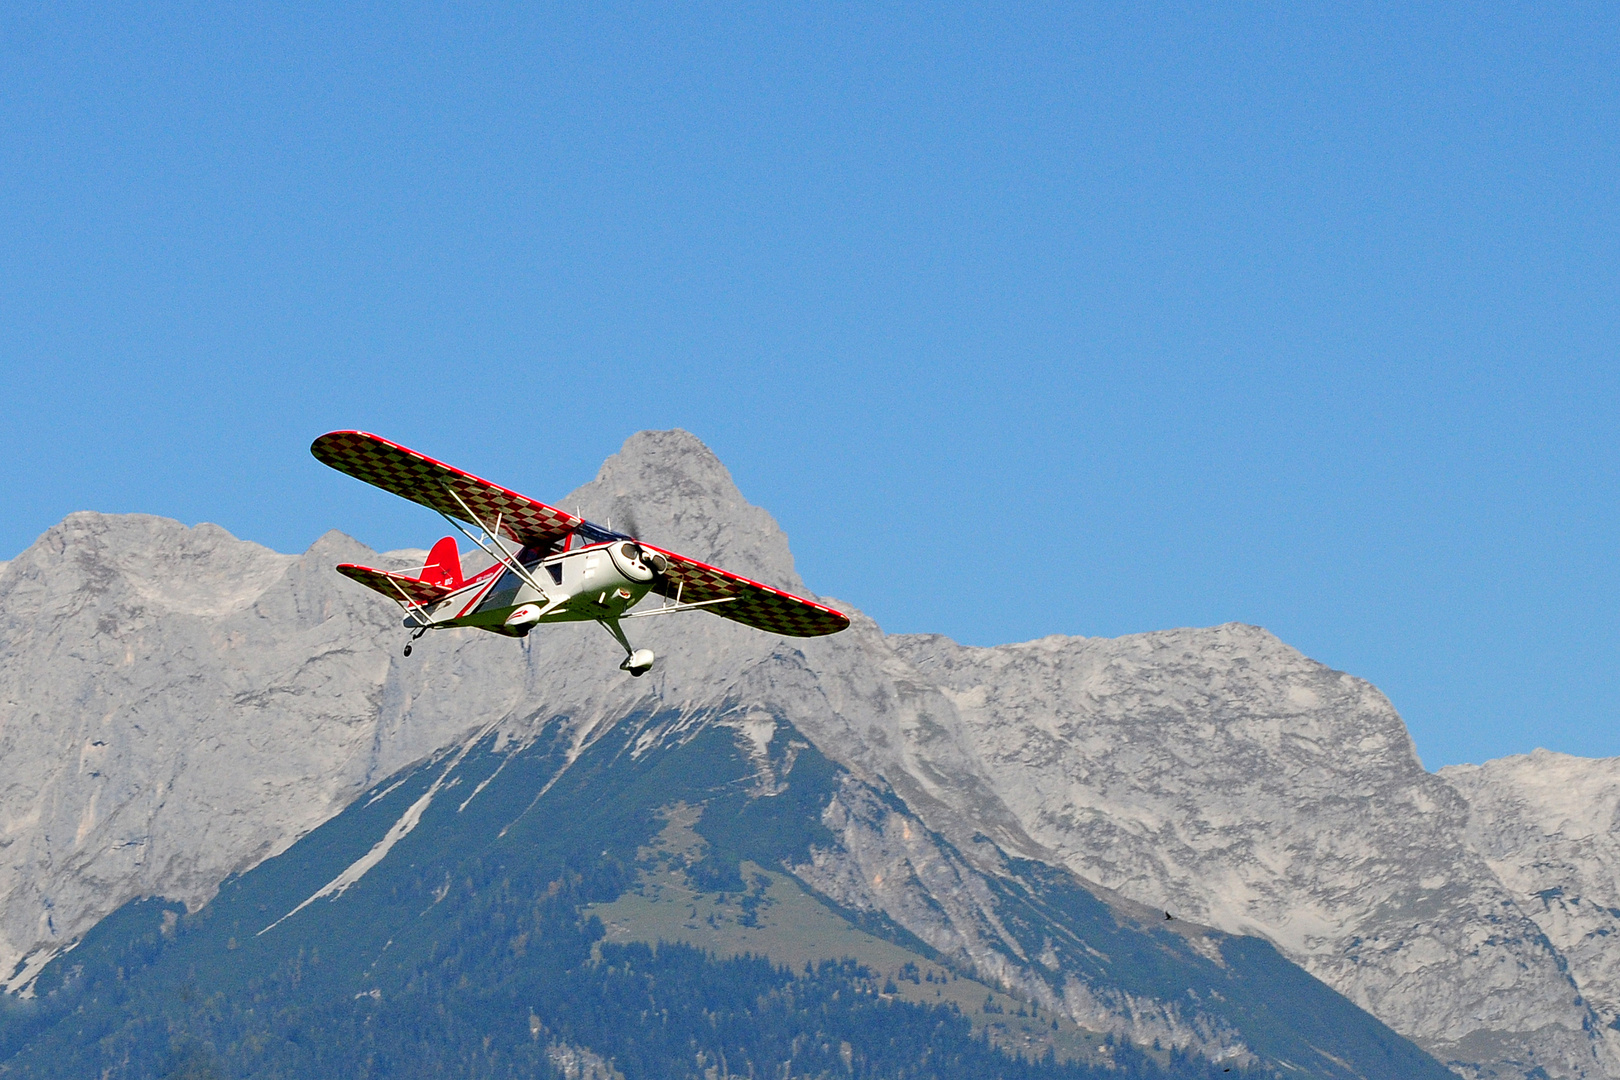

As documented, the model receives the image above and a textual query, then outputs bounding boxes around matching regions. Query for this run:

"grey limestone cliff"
[0,514,533,990]
[885,631,1608,1080]
[1442,752,1620,1062]
[0,429,1612,1078]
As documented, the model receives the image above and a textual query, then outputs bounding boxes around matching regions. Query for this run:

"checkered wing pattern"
[335,564,453,607]
[311,431,582,547]
[645,546,850,637]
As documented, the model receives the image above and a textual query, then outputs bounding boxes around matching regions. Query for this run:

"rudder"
[420,536,463,589]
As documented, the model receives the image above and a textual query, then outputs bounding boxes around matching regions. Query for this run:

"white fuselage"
[414,540,656,636]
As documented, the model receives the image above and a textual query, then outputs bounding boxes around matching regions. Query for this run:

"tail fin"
[420,536,463,589]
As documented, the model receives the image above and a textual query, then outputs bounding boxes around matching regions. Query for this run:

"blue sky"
[2,3,1616,768]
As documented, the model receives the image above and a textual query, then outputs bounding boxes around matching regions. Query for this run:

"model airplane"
[310,431,850,675]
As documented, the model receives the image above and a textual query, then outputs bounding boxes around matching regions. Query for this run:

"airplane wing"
[335,563,454,607]
[311,431,583,548]
[642,545,851,637]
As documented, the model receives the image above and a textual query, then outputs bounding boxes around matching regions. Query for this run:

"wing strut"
[435,485,554,601]
[621,596,737,620]
[386,575,434,626]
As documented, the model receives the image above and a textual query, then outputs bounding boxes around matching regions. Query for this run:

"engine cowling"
[607,541,656,583]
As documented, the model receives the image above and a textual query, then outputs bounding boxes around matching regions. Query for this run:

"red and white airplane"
[311,432,850,675]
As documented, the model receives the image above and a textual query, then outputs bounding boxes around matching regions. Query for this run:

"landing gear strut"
[403,625,427,657]
[601,619,655,677]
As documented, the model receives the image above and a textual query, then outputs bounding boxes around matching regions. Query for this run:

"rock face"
[0,429,1613,1078]
[885,631,1609,1080]
[0,701,1453,1079]
[0,514,532,989]
[1442,752,1620,1058]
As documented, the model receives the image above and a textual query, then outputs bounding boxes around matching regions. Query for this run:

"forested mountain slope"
[0,702,1448,1079]
[0,430,1611,1078]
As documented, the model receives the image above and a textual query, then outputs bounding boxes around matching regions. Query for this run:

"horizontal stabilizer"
[335,564,453,607]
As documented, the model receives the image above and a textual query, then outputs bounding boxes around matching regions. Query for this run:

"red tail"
[420,536,463,589]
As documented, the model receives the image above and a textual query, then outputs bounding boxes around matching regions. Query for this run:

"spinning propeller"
[589,509,668,577]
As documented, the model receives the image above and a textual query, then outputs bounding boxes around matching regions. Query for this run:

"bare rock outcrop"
[887,630,1606,1079]
[0,513,532,986]
[0,429,1613,1078]
[1442,751,1620,1061]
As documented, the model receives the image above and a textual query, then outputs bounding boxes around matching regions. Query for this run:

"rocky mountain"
[1441,752,1620,1049]
[0,676,1447,1079]
[0,429,1612,1078]
[883,631,1610,1080]
[0,513,532,994]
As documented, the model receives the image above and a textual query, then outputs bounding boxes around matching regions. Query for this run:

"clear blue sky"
[3,3,1616,768]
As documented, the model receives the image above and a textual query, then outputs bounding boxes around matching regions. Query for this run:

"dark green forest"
[0,894,1240,1079]
[0,712,1451,1080]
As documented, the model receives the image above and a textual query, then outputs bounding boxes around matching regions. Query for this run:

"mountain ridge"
[0,429,1614,1078]
[1,699,1452,1079]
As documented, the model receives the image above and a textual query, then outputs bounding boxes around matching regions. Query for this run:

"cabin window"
[546,563,563,585]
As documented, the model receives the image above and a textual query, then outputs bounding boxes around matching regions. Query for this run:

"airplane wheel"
[403,644,413,657]
[624,648,655,677]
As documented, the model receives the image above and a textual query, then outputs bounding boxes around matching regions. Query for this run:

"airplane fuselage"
[408,540,657,636]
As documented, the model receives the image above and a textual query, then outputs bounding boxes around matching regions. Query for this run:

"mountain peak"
[4,441,1617,1079]
[564,429,807,595]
